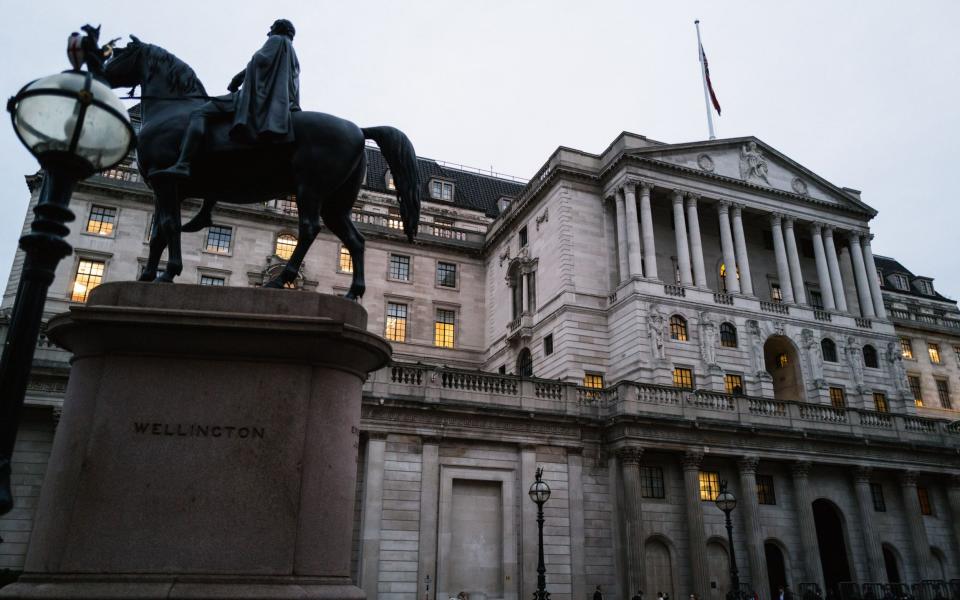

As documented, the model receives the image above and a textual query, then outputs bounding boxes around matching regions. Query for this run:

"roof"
[874,255,954,303]
[364,146,526,218]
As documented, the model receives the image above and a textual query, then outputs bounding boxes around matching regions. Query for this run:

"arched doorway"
[765,541,788,596]
[764,335,804,401]
[930,547,947,580]
[516,347,533,377]
[645,538,675,600]
[707,539,730,600]
[882,545,901,583]
[812,499,851,595]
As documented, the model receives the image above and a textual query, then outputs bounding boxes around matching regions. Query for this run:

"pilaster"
[681,450,708,599]
[639,182,658,280]
[848,232,876,319]
[851,467,886,582]
[685,193,707,288]
[770,214,795,303]
[730,204,753,295]
[790,461,824,590]
[810,223,836,310]
[783,217,807,305]
[672,190,693,286]
[822,227,848,312]
[899,471,934,580]
[737,457,769,600]
[717,201,740,294]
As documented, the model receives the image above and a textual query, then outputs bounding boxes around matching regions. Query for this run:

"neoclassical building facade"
[0,127,958,600]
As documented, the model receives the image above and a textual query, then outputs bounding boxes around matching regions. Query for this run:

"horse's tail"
[182,199,216,232]
[362,126,420,242]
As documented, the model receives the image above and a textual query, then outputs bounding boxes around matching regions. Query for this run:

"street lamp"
[714,481,742,600]
[0,69,135,514]
[528,466,551,600]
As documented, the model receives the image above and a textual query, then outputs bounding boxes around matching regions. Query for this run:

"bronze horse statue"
[103,37,420,299]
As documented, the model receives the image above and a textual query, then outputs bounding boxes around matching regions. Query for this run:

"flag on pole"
[699,43,721,115]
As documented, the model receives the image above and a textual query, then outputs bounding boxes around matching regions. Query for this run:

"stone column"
[718,202,740,294]
[899,471,934,580]
[361,433,388,599]
[852,467,886,583]
[823,227,848,312]
[418,437,441,600]
[624,183,644,279]
[673,190,693,286]
[682,451,709,599]
[731,204,754,296]
[521,445,539,600]
[861,235,887,319]
[810,224,836,310]
[783,217,807,304]
[848,232,876,319]
[737,457,769,600]
[686,194,708,288]
[770,214,795,303]
[640,182,659,279]
[619,447,645,598]
[791,461,825,589]
[947,475,960,567]
[568,448,587,600]
[614,193,629,283]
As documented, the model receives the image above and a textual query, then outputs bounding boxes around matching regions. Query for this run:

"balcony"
[506,312,533,343]
[366,363,960,449]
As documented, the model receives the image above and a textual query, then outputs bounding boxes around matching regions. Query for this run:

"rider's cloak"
[230,33,301,143]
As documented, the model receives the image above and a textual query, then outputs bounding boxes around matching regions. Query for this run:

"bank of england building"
[1,118,958,600]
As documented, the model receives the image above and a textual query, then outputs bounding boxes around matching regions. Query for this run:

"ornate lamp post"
[0,68,135,514]
[715,481,743,600]
[528,466,551,600]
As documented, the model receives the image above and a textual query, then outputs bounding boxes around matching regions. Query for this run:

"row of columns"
[610,181,887,319]
[617,448,960,600]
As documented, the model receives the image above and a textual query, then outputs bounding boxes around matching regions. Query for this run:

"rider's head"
[269,19,295,40]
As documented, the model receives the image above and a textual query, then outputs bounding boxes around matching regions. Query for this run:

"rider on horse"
[153,18,300,179]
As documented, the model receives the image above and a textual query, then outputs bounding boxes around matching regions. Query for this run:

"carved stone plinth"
[2,282,390,599]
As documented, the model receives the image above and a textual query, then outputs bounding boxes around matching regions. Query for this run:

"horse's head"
[104,35,145,89]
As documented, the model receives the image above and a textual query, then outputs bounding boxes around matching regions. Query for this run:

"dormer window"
[891,274,909,291]
[497,197,512,213]
[385,170,396,191]
[430,179,454,201]
[916,279,935,296]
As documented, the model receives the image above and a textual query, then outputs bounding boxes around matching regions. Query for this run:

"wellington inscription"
[133,422,265,439]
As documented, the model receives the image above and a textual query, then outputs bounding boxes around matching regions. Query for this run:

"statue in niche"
[886,341,910,395]
[699,313,718,366]
[739,141,771,185]
[801,329,824,384]
[648,305,666,361]
[846,336,865,388]
[747,319,765,375]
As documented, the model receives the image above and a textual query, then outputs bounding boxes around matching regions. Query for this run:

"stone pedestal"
[2,282,390,599]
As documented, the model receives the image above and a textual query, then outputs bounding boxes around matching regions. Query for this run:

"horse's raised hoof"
[181,212,212,233]
[345,285,364,301]
[138,271,157,282]
[263,277,284,289]
[156,271,176,283]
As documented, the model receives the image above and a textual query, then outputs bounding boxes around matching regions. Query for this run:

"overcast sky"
[2,1,958,300]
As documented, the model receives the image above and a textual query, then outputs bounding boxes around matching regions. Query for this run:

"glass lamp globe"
[528,478,551,505]
[715,487,737,512]
[8,71,135,173]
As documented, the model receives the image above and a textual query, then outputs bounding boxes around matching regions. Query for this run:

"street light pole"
[528,466,551,600]
[715,480,742,600]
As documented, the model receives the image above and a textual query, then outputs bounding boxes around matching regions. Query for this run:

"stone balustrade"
[367,362,960,449]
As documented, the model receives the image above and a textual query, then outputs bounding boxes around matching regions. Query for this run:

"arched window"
[863,344,879,368]
[669,315,688,341]
[720,322,738,348]
[821,338,838,362]
[275,233,297,260]
[516,347,533,377]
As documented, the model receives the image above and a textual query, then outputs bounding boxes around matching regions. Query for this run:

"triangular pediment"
[628,137,874,215]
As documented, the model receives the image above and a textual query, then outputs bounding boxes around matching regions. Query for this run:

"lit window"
[771,283,783,303]
[718,263,740,293]
[829,387,846,408]
[436,262,457,288]
[199,275,225,286]
[822,339,838,362]
[71,259,105,302]
[757,475,776,505]
[900,338,914,360]
[430,179,454,201]
[809,290,824,309]
[271,197,297,215]
[873,392,888,413]
[928,343,941,365]
[387,211,403,230]
[434,309,456,348]
[698,471,720,501]
[917,486,932,515]
[863,345,878,368]
[669,315,688,341]
[640,466,665,499]
[720,322,737,348]
[385,170,396,191]
[205,225,232,254]
[776,353,788,369]
[870,482,886,512]
[543,334,554,356]
[519,226,528,248]
[724,374,743,395]
[275,234,297,260]
[908,375,923,407]
[389,254,411,281]
[338,246,353,274]
[385,302,408,342]
[85,205,117,235]
[673,367,694,389]
[584,373,604,389]
[935,379,951,409]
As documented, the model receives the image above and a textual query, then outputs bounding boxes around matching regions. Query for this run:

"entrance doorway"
[645,538,675,600]
[764,336,805,400]
[882,545,900,583]
[765,542,788,595]
[707,540,730,600]
[812,499,851,595]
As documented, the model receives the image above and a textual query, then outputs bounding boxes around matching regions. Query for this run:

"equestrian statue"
[103,20,420,299]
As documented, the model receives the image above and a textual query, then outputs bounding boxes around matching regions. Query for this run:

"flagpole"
[695,19,716,140]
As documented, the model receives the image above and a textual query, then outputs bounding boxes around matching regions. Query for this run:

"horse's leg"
[322,197,366,300]
[154,181,184,283]
[138,199,167,282]
[264,187,321,289]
